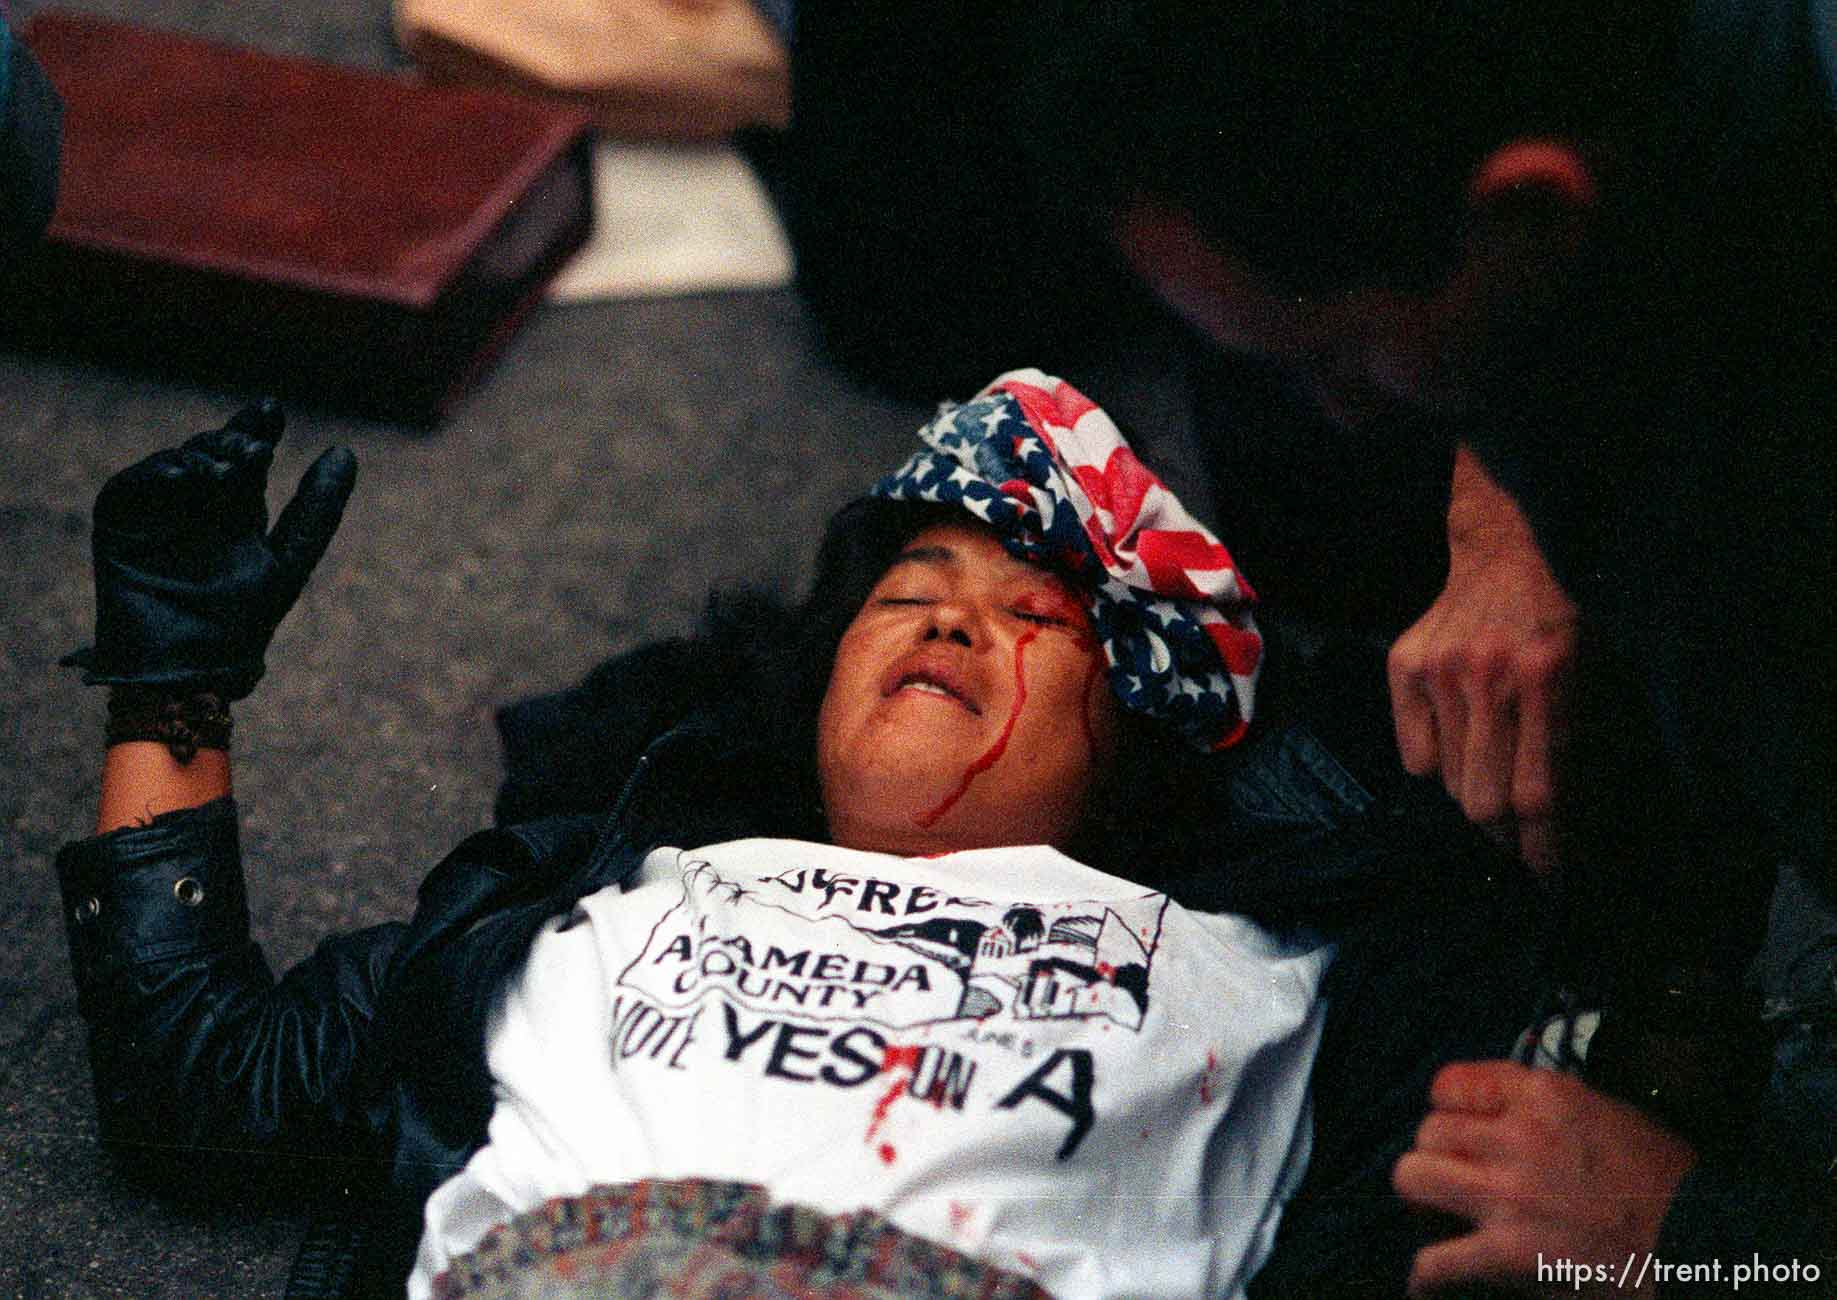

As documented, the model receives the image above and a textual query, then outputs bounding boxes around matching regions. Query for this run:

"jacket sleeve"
[1656,1146,1836,1297]
[494,635,702,825]
[2,9,63,253]
[1654,861,1837,1294]
[54,796,407,1180]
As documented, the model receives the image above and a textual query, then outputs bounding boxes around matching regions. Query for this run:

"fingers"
[1510,658,1556,816]
[181,399,285,478]
[1456,642,1513,822]
[1515,817,1557,876]
[1398,1062,1698,1297]
[1429,1059,1526,1114]
[1413,1109,1501,1160]
[1406,1229,1531,1296]
[267,446,358,602]
[1381,620,1454,782]
[223,397,286,440]
[184,397,283,445]
[1513,679,1557,872]
[1511,631,1572,871]
[1392,1149,1496,1220]
[1426,666,1468,794]
[1393,1063,1539,1286]
[92,447,203,533]
[1390,604,1574,868]
[96,402,287,536]
[1388,630,1441,776]
[1388,625,1490,812]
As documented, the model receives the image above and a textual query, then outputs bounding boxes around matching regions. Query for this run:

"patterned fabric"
[874,368,1262,749]
[434,1177,1056,1300]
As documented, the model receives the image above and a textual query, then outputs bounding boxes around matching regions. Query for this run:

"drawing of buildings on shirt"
[872,905,1156,1030]
[620,860,1168,1034]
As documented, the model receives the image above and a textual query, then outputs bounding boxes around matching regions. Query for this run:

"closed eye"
[877,596,936,608]
[1012,608,1069,626]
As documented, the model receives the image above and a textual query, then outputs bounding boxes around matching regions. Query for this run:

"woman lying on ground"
[54,372,1539,1299]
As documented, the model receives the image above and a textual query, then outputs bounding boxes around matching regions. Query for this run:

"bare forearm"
[1447,443,1544,570]
[66,404,353,838]
[96,742,232,835]
[1387,443,1578,868]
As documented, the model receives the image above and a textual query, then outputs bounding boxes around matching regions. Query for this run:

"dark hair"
[462,492,1246,1161]
[493,498,943,834]
[695,496,1228,882]
[497,494,1238,883]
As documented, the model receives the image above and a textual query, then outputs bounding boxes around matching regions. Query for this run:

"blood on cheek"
[914,626,1040,828]
[911,605,1105,829]
[1016,589,1107,765]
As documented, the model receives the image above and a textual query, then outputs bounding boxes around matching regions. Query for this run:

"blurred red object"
[5,10,595,422]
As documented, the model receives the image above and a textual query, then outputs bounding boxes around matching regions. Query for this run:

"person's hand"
[1388,445,1577,872]
[1393,1061,1697,1298]
[62,401,358,700]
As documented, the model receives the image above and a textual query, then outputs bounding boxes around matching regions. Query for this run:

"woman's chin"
[827,787,1067,858]
[825,788,958,856]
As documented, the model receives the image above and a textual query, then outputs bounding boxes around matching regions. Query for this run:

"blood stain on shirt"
[865,1043,923,1148]
[1199,1048,1219,1105]
[948,1200,973,1238]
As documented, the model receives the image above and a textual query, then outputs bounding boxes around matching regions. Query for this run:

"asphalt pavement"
[0,3,925,1292]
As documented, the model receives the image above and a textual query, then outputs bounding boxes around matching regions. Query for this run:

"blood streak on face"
[1019,587,1106,766]
[913,581,1110,829]
[914,625,1042,828]
[818,522,1119,854]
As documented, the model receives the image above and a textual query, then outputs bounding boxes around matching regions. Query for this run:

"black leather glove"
[62,400,358,700]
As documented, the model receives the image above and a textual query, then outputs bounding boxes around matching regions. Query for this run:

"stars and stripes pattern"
[874,368,1263,750]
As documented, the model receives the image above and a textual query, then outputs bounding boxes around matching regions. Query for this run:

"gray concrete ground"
[1,2,926,1292]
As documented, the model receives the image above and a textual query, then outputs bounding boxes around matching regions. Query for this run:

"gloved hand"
[62,400,358,700]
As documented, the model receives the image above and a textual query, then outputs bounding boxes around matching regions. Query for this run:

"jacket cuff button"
[74,896,101,924]
[173,877,206,907]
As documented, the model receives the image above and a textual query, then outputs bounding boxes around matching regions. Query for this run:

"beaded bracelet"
[105,686,233,764]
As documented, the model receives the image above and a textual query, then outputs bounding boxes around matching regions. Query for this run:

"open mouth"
[887,669,981,715]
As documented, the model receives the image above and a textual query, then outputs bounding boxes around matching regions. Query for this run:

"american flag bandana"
[873,369,1263,750]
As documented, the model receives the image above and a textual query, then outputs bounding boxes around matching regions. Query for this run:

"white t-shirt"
[412,838,1330,1300]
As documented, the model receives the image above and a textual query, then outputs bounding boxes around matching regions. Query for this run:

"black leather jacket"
[52,633,1832,1297]
[55,715,811,1293]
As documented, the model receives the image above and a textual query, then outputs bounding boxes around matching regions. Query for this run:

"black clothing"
[55,616,1837,1296]
[772,0,1835,996]
[1464,0,1837,959]
[1,9,61,255]
[58,624,1555,1297]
